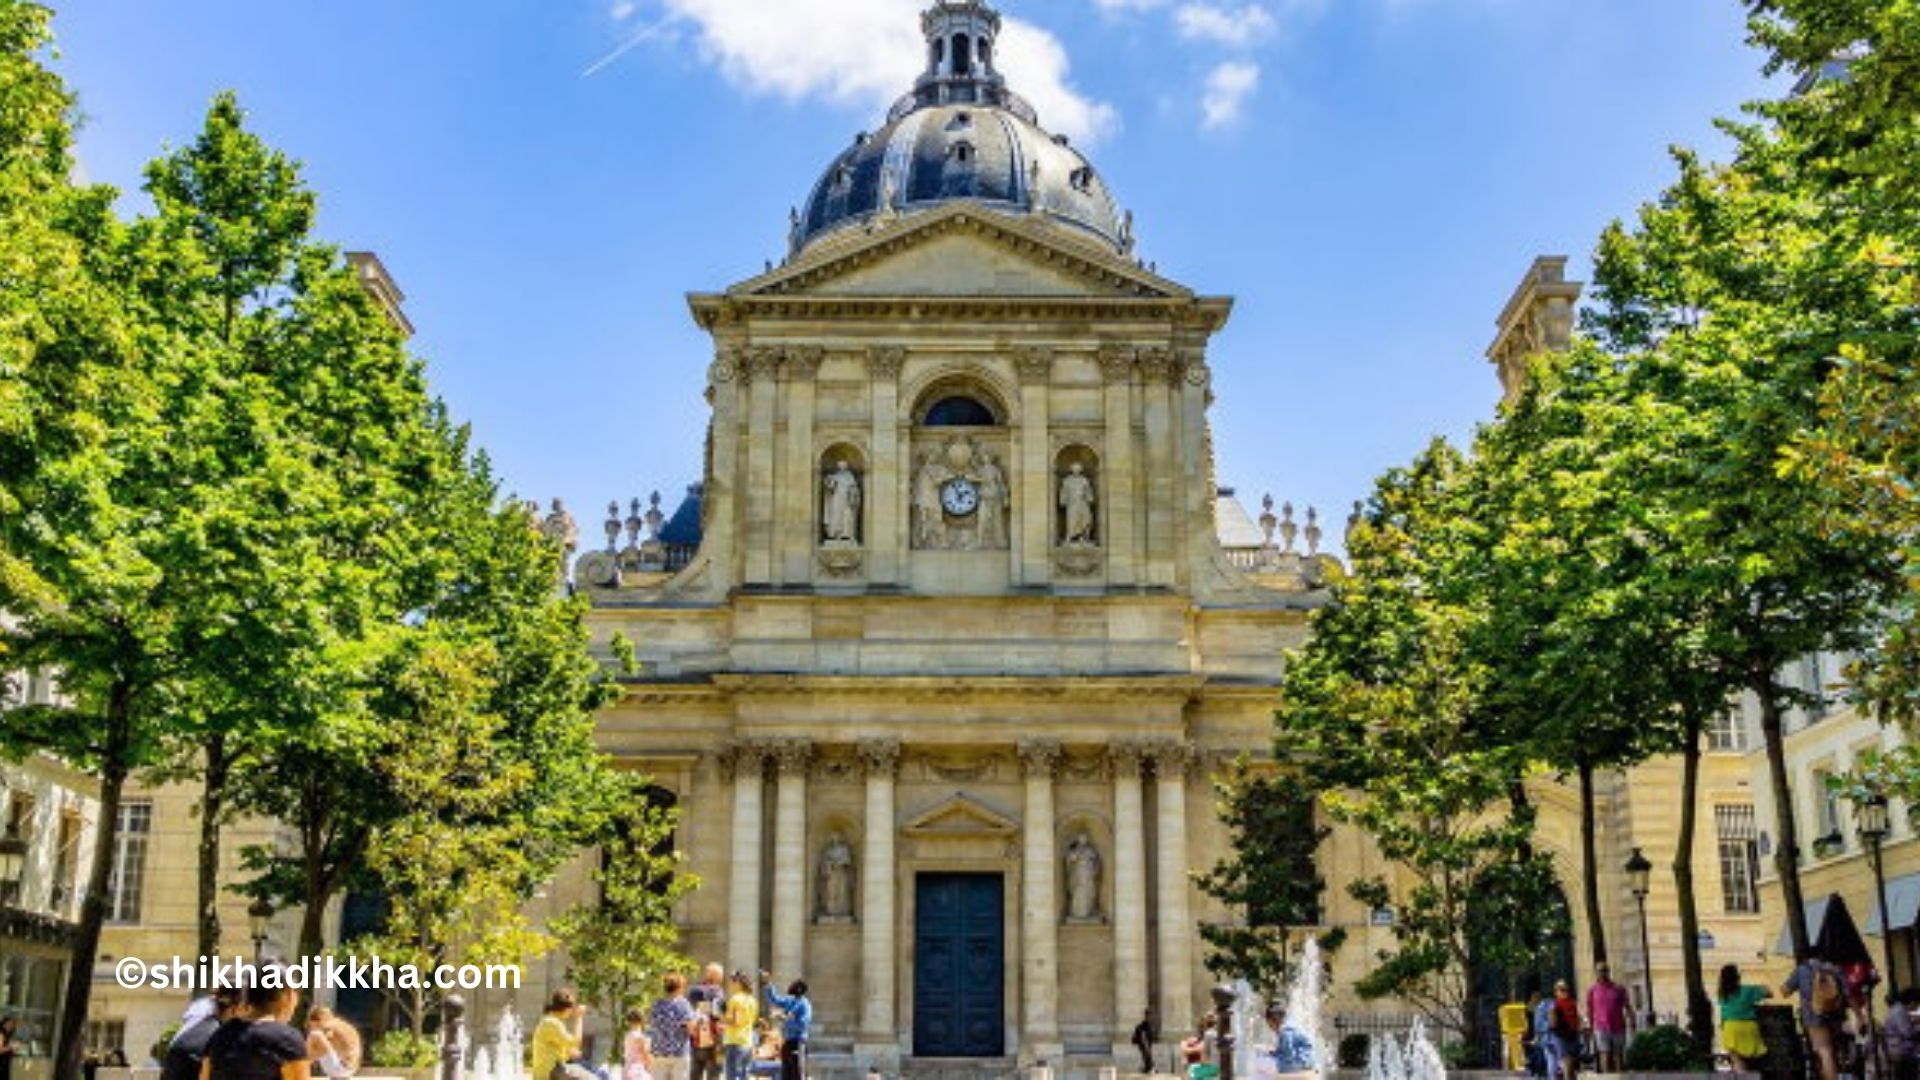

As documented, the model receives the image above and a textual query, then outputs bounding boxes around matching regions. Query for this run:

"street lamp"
[1857,794,1900,998]
[0,831,26,906]
[1625,846,1656,1026]
[247,897,274,962]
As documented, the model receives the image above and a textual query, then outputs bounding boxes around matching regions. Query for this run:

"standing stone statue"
[977,452,1008,549]
[1059,464,1097,545]
[912,450,948,549]
[817,833,856,920]
[821,460,862,544]
[1065,831,1102,921]
[540,498,580,561]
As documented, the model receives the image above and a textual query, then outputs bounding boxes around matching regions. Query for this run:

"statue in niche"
[977,451,1008,549]
[817,833,855,921]
[1065,831,1102,921]
[1059,464,1097,545]
[821,460,862,545]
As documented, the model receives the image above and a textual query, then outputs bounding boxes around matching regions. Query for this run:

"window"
[85,1018,126,1057]
[106,800,152,924]
[52,811,81,914]
[948,140,975,164]
[1707,708,1749,752]
[4,790,32,838]
[1805,654,1831,722]
[923,395,996,427]
[1716,805,1761,913]
[1811,767,1843,851]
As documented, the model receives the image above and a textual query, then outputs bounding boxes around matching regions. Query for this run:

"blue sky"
[50,0,1779,544]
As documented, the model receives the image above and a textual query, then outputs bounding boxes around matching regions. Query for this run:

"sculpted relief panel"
[911,434,1011,551]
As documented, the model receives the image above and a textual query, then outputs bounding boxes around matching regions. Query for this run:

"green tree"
[1196,760,1333,998]
[551,775,695,1026]
[1274,442,1560,1052]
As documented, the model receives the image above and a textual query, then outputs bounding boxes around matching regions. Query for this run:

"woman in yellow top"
[533,989,592,1079]
[721,972,759,1080]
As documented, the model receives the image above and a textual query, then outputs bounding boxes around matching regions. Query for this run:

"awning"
[1775,895,1833,956]
[1864,872,1920,936]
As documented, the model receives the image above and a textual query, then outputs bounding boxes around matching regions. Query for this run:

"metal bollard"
[1211,983,1239,1080]
[441,993,466,1080]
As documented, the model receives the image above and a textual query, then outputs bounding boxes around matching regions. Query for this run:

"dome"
[789,1,1130,256]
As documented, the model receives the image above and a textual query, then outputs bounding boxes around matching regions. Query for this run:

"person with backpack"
[1783,953,1847,1080]
[1548,980,1582,1080]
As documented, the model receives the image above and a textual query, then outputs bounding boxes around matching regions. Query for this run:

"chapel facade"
[567,2,1338,1072]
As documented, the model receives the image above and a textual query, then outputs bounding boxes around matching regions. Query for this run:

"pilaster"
[1018,738,1064,1061]
[857,739,902,1069]
[769,739,813,979]
[867,347,906,585]
[724,741,769,972]
[1016,347,1053,588]
[1100,345,1137,587]
[779,347,821,585]
[1151,741,1194,1034]
[1110,741,1151,1058]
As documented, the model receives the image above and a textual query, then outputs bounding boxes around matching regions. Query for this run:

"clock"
[940,477,980,517]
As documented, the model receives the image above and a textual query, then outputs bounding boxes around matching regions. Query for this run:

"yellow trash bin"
[1499,1001,1531,1071]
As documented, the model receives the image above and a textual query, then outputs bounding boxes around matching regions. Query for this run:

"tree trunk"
[1757,672,1811,960]
[57,684,132,1079]
[1673,715,1713,1052]
[196,733,229,966]
[1579,758,1610,964]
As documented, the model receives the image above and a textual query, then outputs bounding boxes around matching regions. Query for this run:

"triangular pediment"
[731,203,1189,300]
[902,792,1019,837]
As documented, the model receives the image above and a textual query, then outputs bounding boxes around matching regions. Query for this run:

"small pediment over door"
[901,792,1021,862]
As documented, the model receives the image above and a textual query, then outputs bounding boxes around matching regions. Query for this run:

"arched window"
[924,396,997,427]
[979,39,991,68]
[952,33,972,75]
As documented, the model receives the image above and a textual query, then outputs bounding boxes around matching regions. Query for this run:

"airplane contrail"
[583,21,668,78]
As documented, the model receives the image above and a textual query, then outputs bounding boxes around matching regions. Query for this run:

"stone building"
[564,1,1337,1071]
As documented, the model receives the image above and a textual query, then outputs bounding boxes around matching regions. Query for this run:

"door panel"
[913,872,1005,1057]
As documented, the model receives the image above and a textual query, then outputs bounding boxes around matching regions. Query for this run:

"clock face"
[940,477,980,517]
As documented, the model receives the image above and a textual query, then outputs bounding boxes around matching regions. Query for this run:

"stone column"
[705,349,745,590]
[726,742,768,973]
[1153,743,1194,1034]
[1016,348,1053,587]
[867,347,905,585]
[1110,742,1150,1058]
[770,740,813,979]
[1019,739,1064,1061]
[1099,345,1137,586]
[857,740,902,1068]
[1138,349,1177,589]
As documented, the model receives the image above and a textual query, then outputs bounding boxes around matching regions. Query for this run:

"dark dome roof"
[794,103,1124,254]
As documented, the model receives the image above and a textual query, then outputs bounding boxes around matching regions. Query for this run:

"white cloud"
[1174,4,1277,47]
[633,0,1117,144]
[1200,59,1259,128]
[1091,0,1168,9]
[609,0,637,20]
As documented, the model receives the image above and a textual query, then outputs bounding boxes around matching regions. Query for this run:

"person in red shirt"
[1550,981,1583,1080]
[1586,963,1633,1073]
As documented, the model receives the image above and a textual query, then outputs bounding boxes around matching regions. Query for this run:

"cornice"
[688,293,1234,331]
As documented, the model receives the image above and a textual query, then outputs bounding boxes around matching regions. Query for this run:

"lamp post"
[0,831,26,907]
[1857,794,1900,998]
[1625,846,1655,1027]
[1211,983,1238,1080]
[247,897,274,963]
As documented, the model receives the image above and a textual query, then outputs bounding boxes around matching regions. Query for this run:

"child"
[624,1006,655,1080]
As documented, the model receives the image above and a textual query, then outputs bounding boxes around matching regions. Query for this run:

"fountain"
[485,1005,524,1079]
[1364,1020,1446,1080]
[1253,934,1446,1079]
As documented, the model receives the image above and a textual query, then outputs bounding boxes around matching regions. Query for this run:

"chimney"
[345,251,415,339]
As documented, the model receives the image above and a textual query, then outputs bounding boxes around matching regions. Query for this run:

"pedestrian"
[199,970,310,1080]
[721,972,759,1080]
[1131,1008,1155,1075]
[1549,980,1582,1080]
[304,1007,360,1078]
[759,972,811,1080]
[648,972,696,1080]
[687,964,726,1080]
[1887,987,1920,1080]
[1585,962,1631,1073]
[1526,991,1550,1078]
[1783,952,1847,1080]
[164,990,240,1080]
[533,989,603,1080]
[624,1006,655,1080]
[1,1016,20,1080]
[1715,964,1769,1072]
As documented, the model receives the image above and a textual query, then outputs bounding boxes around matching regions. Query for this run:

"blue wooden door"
[913,873,1005,1057]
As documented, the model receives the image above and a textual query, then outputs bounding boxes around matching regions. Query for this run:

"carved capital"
[1099,344,1136,384]
[782,346,824,380]
[718,740,769,781]
[741,347,782,382]
[1017,738,1063,778]
[1014,347,1053,384]
[1106,740,1149,777]
[1146,740,1194,779]
[768,739,814,775]
[865,346,906,379]
[1136,347,1177,384]
[858,739,903,779]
